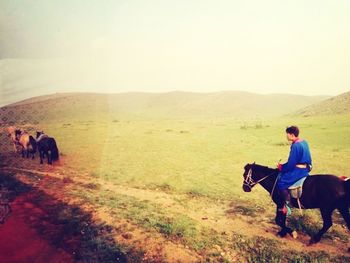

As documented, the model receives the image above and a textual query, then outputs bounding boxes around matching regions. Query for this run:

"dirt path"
[97,180,350,256]
[0,193,74,263]
[0,165,202,262]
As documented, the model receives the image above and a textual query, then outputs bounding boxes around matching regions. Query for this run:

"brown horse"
[15,129,37,159]
[7,126,20,153]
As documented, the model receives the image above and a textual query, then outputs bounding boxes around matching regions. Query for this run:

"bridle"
[243,165,278,193]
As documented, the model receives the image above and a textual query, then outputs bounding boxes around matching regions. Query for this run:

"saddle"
[288,177,307,213]
[288,177,306,199]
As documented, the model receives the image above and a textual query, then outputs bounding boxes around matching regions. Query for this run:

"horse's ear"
[253,161,255,165]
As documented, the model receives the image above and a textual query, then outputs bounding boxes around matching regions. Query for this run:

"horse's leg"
[338,205,350,230]
[48,151,51,164]
[274,190,293,237]
[310,207,334,244]
[40,150,44,164]
[13,142,17,153]
[275,207,287,236]
[275,206,293,237]
[337,204,350,252]
[26,146,29,158]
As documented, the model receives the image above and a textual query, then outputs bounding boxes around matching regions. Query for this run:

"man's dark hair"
[286,126,299,137]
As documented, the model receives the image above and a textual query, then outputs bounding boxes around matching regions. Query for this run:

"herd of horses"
[6,126,59,165]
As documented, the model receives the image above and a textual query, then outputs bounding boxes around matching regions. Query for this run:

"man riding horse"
[276,126,312,215]
[243,126,350,246]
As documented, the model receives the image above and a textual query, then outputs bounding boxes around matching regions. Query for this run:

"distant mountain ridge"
[0,91,332,123]
[296,91,350,116]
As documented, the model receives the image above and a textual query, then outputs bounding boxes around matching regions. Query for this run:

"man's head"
[286,126,299,141]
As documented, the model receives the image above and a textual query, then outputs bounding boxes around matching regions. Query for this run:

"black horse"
[36,131,59,165]
[242,163,350,245]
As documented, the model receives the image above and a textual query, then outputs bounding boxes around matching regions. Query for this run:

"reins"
[244,166,279,197]
[244,164,304,215]
[270,173,279,198]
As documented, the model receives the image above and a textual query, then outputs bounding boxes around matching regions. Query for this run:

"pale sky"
[1,0,350,105]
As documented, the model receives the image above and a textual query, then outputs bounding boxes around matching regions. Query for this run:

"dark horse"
[36,131,59,165]
[242,163,350,246]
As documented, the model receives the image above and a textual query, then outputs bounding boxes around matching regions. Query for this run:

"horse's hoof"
[308,237,320,245]
[277,230,287,237]
[290,230,298,239]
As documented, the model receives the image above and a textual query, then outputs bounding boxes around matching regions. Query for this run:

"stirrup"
[285,203,291,216]
[278,204,291,216]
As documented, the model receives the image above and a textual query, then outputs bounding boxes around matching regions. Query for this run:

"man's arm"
[281,144,298,172]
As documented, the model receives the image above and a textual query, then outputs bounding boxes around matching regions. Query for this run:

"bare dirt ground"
[1,151,350,262]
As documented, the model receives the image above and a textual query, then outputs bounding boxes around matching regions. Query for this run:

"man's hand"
[277,163,282,171]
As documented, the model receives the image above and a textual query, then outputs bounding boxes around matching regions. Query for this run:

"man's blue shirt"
[277,139,312,190]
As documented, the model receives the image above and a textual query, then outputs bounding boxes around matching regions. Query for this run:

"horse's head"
[36,131,44,139]
[15,129,22,136]
[242,163,256,192]
[242,162,277,192]
[7,126,15,138]
[14,129,22,140]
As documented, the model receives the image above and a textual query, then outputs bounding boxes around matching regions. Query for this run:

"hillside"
[296,91,350,116]
[0,91,330,124]
[106,91,329,118]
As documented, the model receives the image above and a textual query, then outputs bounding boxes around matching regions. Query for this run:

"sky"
[1,0,350,106]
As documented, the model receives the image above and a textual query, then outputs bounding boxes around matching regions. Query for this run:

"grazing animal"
[36,131,59,165]
[15,129,37,159]
[7,126,20,153]
[242,162,350,246]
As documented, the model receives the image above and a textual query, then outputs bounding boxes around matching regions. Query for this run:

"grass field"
[37,114,350,198]
[1,96,350,261]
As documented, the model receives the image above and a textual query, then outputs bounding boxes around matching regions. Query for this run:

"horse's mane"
[253,163,278,173]
[36,133,48,142]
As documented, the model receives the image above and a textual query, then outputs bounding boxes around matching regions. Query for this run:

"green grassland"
[35,113,350,200]
[29,113,350,261]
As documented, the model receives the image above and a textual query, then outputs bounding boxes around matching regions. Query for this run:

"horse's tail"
[341,176,350,204]
[29,135,37,153]
[50,138,59,161]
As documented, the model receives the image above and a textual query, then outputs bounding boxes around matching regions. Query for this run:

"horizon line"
[1,89,340,108]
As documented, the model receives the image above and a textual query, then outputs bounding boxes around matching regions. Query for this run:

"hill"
[107,91,329,118]
[0,91,330,124]
[296,91,350,116]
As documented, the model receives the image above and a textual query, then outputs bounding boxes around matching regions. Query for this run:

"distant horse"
[36,131,59,165]
[15,129,37,159]
[7,126,20,153]
[242,163,350,245]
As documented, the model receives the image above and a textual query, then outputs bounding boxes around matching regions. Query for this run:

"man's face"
[286,132,294,141]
